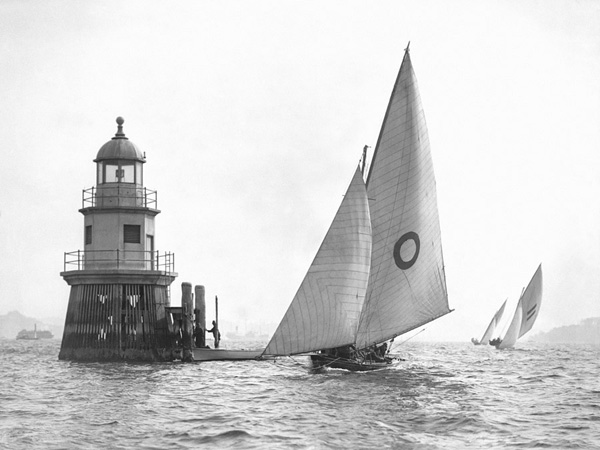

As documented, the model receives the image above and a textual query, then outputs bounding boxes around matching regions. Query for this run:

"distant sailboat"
[262,44,452,370]
[490,264,543,349]
[471,299,507,345]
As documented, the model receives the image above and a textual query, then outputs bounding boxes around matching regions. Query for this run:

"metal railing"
[64,249,175,273]
[82,186,158,209]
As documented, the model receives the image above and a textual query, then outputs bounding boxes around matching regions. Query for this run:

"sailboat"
[262,44,452,370]
[490,264,543,349]
[471,299,507,345]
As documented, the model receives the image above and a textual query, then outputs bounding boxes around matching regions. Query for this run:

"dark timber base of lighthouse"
[59,271,176,361]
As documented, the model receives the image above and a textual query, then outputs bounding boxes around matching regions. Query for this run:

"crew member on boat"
[327,345,356,359]
[364,343,387,362]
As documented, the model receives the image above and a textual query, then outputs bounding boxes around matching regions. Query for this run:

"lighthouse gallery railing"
[63,250,175,273]
[82,186,158,209]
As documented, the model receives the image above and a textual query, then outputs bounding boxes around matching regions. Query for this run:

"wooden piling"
[194,285,206,348]
[181,282,194,362]
[215,295,220,348]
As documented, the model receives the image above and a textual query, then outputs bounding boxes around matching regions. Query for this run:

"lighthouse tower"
[59,117,177,361]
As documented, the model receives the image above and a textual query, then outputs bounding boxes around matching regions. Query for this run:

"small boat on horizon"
[16,324,53,340]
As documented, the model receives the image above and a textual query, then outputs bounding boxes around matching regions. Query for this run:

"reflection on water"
[1,339,599,449]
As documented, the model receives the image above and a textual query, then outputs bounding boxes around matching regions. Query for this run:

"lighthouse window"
[121,163,134,183]
[102,160,135,184]
[85,225,92,245]
[124,225,141,243]
[135,162,142,185]
[97,164,103,185]
[104,162,120,183]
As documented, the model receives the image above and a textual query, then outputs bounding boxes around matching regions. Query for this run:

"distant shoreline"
[529,317,599,345]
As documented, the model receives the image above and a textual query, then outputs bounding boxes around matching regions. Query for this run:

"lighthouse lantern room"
[59,117,177,361]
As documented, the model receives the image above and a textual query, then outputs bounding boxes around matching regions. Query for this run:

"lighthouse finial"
[115,116,125,138]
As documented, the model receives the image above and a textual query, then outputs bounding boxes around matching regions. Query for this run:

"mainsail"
[355,47,451,348]
[497,264,543,349]
[478,299,507,345]
[263,166,372,356]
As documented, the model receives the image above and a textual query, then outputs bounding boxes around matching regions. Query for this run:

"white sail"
[517,264,543,339]
[498,300,523,349]
[479,299,507,345]
[497,264,543,349]
[263,166,372,356]
[355,48,451,348]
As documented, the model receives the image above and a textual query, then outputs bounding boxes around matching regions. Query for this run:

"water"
[1,340,599,449]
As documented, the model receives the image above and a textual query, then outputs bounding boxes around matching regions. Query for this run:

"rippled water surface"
[1,339,599,449]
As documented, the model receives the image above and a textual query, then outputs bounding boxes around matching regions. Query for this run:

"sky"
[1,0,598,342]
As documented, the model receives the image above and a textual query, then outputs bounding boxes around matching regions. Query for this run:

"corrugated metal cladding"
[60,284,165,356]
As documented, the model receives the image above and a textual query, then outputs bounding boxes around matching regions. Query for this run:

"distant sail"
[517,264,543,338]
[497,264,543,349]
[479,299,508,345]
[497,300,523,349]
[263,166,372,356]
[355,49,451,348]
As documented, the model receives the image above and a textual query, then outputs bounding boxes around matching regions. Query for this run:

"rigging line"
[308,356,345,371]
[288,355,313,370]
[436,265,448,302]
[385,338,395,356]
[392,328,425,350]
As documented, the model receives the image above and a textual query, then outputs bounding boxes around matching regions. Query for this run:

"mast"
[361,145,369,175]
[215,295,219,332]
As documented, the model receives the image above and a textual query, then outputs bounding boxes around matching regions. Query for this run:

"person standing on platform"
[207,320,221,348]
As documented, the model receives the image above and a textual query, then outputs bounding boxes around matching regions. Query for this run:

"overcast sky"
[1,0,598,341]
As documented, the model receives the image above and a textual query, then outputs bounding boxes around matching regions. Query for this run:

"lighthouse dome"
[95,117,145,163]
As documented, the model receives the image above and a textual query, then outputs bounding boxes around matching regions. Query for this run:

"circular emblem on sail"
[393,232,420,270]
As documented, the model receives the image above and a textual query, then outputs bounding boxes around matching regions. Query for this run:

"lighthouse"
[59,117,177,361]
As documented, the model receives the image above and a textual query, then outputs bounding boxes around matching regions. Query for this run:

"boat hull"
[310,354,396,372]
[192,348,265,361]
